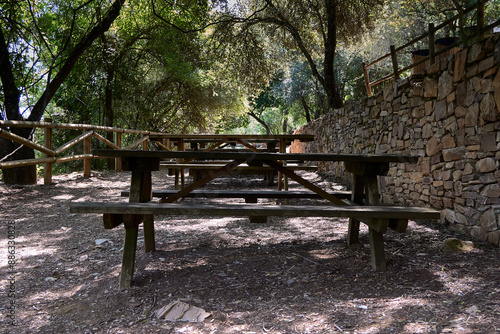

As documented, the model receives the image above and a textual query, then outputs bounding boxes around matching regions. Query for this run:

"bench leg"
[347,174,364,245]
[245,197,268,223]
[368,227,386,272]
[143,214,155,252]
[120,227,139,289]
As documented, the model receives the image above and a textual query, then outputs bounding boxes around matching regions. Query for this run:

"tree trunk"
[105,70,115,170]
[248,110,271,135]
[0,128,37,184]
[301,97,312,123]
[0,0,124,184]
[323,0,343,111]
[282,108,289,134]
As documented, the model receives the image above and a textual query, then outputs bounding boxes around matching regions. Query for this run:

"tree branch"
[28,0,125,121]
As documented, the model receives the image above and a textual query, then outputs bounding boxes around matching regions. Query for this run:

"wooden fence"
[363,0,500,96]
[0,119,164,184]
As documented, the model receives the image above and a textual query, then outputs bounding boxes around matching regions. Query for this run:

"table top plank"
[93,149,420,163]
[149,134,315,142]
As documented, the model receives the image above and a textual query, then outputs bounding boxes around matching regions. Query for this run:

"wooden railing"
[0,119,164,184]
[363,0,500,97]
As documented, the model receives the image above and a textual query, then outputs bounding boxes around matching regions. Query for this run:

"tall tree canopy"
[208,0,384,113]
[1,0,124,183]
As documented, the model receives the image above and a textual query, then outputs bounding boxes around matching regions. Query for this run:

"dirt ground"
[1,169,499,334]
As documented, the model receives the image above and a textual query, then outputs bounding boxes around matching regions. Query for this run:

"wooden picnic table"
[150,134,315,190]
[77,149,437,288]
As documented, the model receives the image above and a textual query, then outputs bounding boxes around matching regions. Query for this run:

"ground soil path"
[1,170,499,333]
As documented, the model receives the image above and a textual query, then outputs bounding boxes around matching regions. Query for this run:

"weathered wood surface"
[70,202,440,221]
[120,190,352,200]
[160,163,318,171]
[92,149,420,164]
[148,134,315,141]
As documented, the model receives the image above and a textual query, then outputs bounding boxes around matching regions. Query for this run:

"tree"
[0,0,124,184]
[210,0,384,113]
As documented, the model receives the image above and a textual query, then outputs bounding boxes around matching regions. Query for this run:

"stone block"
[480,208,497,232]
[438,71,453,100]
[478,56,494,74]
[442,147,466,161]
[454,49,468,82]
[427,62,441,75]
[426,136,441,156]
[455,105,467,117]
[493,70,500,112]
[480,93,497,124]
[434,100,447,122]
[467,43,483,63]
[476,157,497,173]
[466,65,478,80]
[480,133,497,152]
[481,184,500,198]
[441,133,456,149]
[479,173,496,184]
[486,231,500,245]
[464,103,479,127]
[456,81,467,106]
[423,78,438,98]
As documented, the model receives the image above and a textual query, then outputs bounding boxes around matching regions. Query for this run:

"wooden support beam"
[83,132,91,177]
[429,23,435,65]
[390,45,399,81]
[91,132,121,150]
[0,128,56,156]
[115,132,122,171]
[362,62,373,97]
[55,130,94,155]
[44,118,53,185]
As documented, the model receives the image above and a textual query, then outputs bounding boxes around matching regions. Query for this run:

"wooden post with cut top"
[44,118,53,185]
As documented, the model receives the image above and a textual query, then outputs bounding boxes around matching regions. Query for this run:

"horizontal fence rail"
[363,0,499,96]
[0,119,165,184]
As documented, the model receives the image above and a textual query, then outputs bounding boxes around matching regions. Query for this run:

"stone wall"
[291,33,500,245]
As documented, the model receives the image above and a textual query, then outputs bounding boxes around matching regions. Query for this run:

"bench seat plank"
[160,163,318,171]
[70,202,440,220]
[120,190,352,200]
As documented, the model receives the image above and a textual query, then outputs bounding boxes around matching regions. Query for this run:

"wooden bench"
[161,163,318,185]
[120,189,351,200]
[70,202,441,289]
[120,189,352,223]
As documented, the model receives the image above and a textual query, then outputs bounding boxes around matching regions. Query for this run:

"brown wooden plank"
[120,227,139,289]
[160,159,247,203]
[348,174,365,245]
[93,149,420,164]
[264,160,347,206]
[121,190,352,200]
[389,219,409,233]
[369,228,387,272]
[103,214,123,229]
[70,202,441,220]
[160,163,317,171]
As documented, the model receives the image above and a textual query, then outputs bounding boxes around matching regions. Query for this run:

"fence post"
[43,118,53,185]
[362,62,373,97]
[390,45,399,81]
[115,131,122,171]
[429,23,435,66]
[477,2,485,39]
[83,127,91,177]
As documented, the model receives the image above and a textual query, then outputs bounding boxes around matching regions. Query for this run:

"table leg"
[369,227,387,271]
[364,173,388,271]
[120,226,139,289]
[347,174,364,245]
